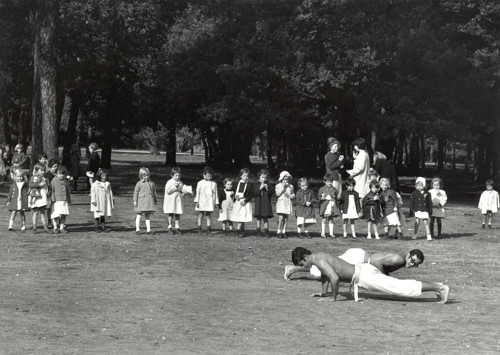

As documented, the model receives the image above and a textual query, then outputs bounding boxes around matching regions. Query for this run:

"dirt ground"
[0,155,499,354]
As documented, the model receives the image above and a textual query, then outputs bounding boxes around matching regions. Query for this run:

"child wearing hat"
[275,171,295,238]
[409,177,433,240]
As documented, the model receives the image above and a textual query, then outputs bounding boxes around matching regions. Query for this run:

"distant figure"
[0,145,6,185]
[134,167,157,235]
[409,177,433,240]
[194,166,219,234]
[2,144,12,181]
[253,169,274,237]
[346,138,370,199]
[6,168,29,231]
[275,171,295,238]
[91,169,114,233]
[429,177,447,238]
[65,144,81,191]
[86,142,100,190]
[324,138,344,195]
[11,144,27,180]
[373,151,400,192]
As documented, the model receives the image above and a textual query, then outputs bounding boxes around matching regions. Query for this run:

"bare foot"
[284,265,291,281]
[437,285,450,304]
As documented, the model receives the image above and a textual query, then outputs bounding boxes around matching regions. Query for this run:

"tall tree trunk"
[62,91,82,159]
[31,39,43,169]
[437,135,445,172]
[33,0,58,160]
[165,124,176,166]
[419,135,426,170]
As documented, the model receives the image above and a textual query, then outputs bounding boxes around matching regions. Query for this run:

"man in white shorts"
[291,246,450,303]
[284,248,424,280]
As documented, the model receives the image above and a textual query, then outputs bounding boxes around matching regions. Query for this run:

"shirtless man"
[292,246,450,304]
[284,248,423,281]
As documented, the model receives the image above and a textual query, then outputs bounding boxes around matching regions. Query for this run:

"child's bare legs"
[256,218,262,234]
[277,215,283,235]
[327,217,335,237]
[373,222,380,239]
[343,219,348,237]
[135,213,142,232]
[53,217,60,233]
[422,219,431,240]
[297,222,303,235]
[39,208,48,231]
[167,214,174,230]
[144,212,151,233]
[350,220,356,238]
[321,218,327,237]
[282,216,288,237]
[413,218,420,239]
[206,212,212,232]
[367,221,372,238]
[174,214,181,232]
[59,215,67,232]
[262,217,269,236]
[197,212,204,231]
[19,211,26,230]
[483,212,493,228]
[32,209,39,232]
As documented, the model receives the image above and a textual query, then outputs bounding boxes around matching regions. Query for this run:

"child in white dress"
[275,171,295,238]
[195,166,219,234]
[164,166,185,235]
[478,179,500,229]
[230,168,254,237]
[91,169,114,233]
[429,177,447,237]
[218,178,235,234]
[29,163,50,233]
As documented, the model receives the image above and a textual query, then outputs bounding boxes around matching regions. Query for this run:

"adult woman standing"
[373,151,400,192]
[324,138,344,194]
[346,138,370,200]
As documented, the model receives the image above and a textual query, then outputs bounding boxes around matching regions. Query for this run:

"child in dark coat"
[253,169,273,237]
[409,177,433,240]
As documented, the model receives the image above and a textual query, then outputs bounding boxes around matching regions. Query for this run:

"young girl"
[318,173,339,238]
[478,179,500,229]
[11,144,27,180]
[295,177,317,238]
[380,177,403,239]
[6,168,29,231]
[164,166,184,235]
[218,178,235,234]
[195,166,219,234]
[324,140,344,195]
[91,169,114,233]
[51,166,71,234]
[275,171,295,238]
[29,163,50,233]
[253,169,273,237]
[363,180,383,239]
[409,177,433,240]
[133,167,157,235]
[339,177,361,238]
[429,177,447,238]
[230,168,254,237]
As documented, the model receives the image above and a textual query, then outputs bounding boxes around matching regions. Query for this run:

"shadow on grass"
[433,232,477,239]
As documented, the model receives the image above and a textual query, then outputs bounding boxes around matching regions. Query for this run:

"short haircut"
[379,177,390,187]
[369,180,380,189]
[33,163,46,174]
[139,167,150,178]
[323,173,334,182]
[352,138,367,150]
[89,142,98,150]
[37,152,48,161]
[14,143,24,151]
[409,249,424,263]
[56,165,67,174]
[171,166,181,176]
[48,158,59,167]
[223,177,233,186]
[297,177,308,187]
[203,166,214,175]
[96,168,108,181]
[239,168,250,177]
[485,179,494,186]
[431,177,443,188]
[345,176,356,187]
[291,247,312,265]
[257,169,269,178]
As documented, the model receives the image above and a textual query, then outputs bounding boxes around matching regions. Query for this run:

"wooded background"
[1,0,499,179]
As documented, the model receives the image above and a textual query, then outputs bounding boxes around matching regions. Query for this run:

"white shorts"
[353,263,422,298]
[310,248,367,277]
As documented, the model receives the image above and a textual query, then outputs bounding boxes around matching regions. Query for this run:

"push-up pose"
[285,248,423,281]
[292,247,450,303]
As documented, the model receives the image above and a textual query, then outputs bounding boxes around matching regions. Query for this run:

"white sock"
[145,220,151,232]
[297,226,302,233]
[329,223,334,235]
[321,224,325,234]
[174,220,180,229]
[135,215,141,231]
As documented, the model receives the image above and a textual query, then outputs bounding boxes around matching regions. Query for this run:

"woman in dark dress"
[373,151,400,192]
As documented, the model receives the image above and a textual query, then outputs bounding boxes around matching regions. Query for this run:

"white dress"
[163,178,183,214]
[429,188,447,218]
[194,180,219,212]
[230,181,253,223]
[347,149,370,198]
[478,190,500,214]
[218,190,234,222]
[342,195,359,220]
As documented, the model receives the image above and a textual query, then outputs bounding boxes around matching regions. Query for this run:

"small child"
[253,169,273,237]
[339,177,361,238]
[163,166,184,235]
[478,179,500,229]
[218,178,235,234]
[364,168,380,197]
[91,169,114,233]
[429,177,447,237]
[6,168,30,231]
[50,166,71,234]
[275,171,295,238]
[295,177,317,238]
[318,173,339,238]
[363,180,384,239]
[195,166,219,234]
[133,167,157,235]
[29,163,51,233]
[86,142,100,190]
[11,144,27,180]
[230,168,254,237]
[409,177,433,240]
[380,177,403,239]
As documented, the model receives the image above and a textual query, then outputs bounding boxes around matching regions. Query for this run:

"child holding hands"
[409,177,433,240]
[478,179,500,229]
[51,166,71,234]
[163,166,185,235]
[29,163,51,233]
[133,167,157,235]
[318,173,339,238]
[253,169,273,237]
[275,171,295,238]
[195,166,219,234]
[429,177,447,237]
[91,169,114,233]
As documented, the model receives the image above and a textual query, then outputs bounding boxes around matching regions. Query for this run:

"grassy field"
[0,153,498,354]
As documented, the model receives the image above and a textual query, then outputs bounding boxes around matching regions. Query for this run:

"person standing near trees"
[325,138,344,195]
[346,138,370,202]
[86,143,100,190]
[373,151,400,192]
[64,144,81,191]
